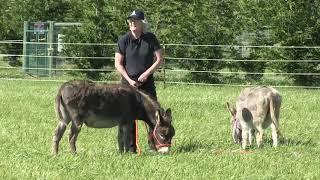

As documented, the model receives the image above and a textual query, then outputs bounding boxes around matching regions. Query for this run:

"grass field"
[0,80,319,179]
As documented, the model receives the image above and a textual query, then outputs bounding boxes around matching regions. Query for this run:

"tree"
[270,0,320,85]
[0,0,73,66]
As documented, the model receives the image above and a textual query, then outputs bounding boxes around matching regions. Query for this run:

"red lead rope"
[135,120,141,155]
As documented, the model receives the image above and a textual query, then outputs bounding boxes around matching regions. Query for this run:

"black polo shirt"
[116,32,161,78]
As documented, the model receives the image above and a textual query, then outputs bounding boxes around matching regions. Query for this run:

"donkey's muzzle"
[157,146,170,154]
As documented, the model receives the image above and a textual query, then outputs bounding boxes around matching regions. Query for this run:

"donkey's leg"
[128,120,137,153]
[118,125,124,153]
[68,121,83,154]
[52,121,68,154]
[248,129,255,146]
[124,123,134,153]
[118,123,133,153]
[256,127,264,148]
[241,126,249,149]
[270,123,278,147]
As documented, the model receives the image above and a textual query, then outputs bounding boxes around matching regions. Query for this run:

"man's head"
[127,10,144,20]
[127,10,146,33]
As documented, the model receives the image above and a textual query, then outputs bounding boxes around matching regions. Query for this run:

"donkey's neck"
[136,90,160,128]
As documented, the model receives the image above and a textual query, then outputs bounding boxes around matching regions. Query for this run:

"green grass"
[0,80,319,179]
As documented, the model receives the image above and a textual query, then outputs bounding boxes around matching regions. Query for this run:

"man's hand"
[129,79,141,88]
[138,72,149,83]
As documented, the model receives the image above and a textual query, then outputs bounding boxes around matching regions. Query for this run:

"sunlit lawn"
[0,80,319,179]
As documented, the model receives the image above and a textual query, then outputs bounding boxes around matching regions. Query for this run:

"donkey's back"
[237,86,281,126]
[56,80,140,128]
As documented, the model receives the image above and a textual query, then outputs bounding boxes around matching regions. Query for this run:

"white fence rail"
[1,41,320,88]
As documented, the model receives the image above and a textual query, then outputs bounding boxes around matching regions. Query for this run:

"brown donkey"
[52,80,175,154]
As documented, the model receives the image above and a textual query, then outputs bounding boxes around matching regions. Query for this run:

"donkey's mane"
[136,89,161,110]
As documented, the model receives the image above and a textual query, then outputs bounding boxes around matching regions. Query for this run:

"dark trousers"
[120,76,157,152]
[120,76,157,100]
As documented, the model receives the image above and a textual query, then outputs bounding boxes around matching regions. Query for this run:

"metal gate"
[23,21,55,77]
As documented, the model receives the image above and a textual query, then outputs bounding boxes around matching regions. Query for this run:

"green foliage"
[60,0,129,79]
[1,0,320,85]
[269,0,320,85]
[0,0,74,66]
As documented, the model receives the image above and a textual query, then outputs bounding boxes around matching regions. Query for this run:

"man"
[114,9,163,153]
[115,9,162,99]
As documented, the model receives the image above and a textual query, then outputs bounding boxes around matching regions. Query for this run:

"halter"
[152,123,172,149]
[232,117,242,143]
[232,118,242,132]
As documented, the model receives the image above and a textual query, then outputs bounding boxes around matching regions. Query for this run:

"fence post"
[22,21,28,73]
[48,21,54,77]
[162,44,166,89]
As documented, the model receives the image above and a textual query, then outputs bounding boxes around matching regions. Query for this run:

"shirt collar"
[129,31,145,40]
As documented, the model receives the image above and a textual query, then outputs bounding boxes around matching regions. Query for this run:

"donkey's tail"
[55,89,64,122]
[269,94,281,136]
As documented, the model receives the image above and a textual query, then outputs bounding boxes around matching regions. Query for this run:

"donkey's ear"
[226,102,236,116]
[165,108,172,118]
[165,108,172,123]
[155,109,161,124]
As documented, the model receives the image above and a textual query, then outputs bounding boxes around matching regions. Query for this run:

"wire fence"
[1,40,320,88]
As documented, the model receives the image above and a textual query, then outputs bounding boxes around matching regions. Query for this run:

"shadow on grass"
[174,137,317,153]
[282,138,316,147]
[264,137,316,147]
[174,139,214,153]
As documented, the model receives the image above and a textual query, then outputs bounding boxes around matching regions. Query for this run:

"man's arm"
[138,49,163,83]
[114,52,141,87]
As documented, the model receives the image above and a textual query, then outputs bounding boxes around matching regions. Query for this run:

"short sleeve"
[151,33,161,51]
[116,37,126,55]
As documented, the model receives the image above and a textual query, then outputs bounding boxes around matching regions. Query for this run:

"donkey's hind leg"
[69,121,83,154]
[52,121,68,154]
[270,123,279,147]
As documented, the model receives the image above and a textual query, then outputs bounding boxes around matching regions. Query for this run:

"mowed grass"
[0,80,319,179]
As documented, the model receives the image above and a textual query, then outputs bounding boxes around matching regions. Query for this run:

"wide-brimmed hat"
[127,10,145,20]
